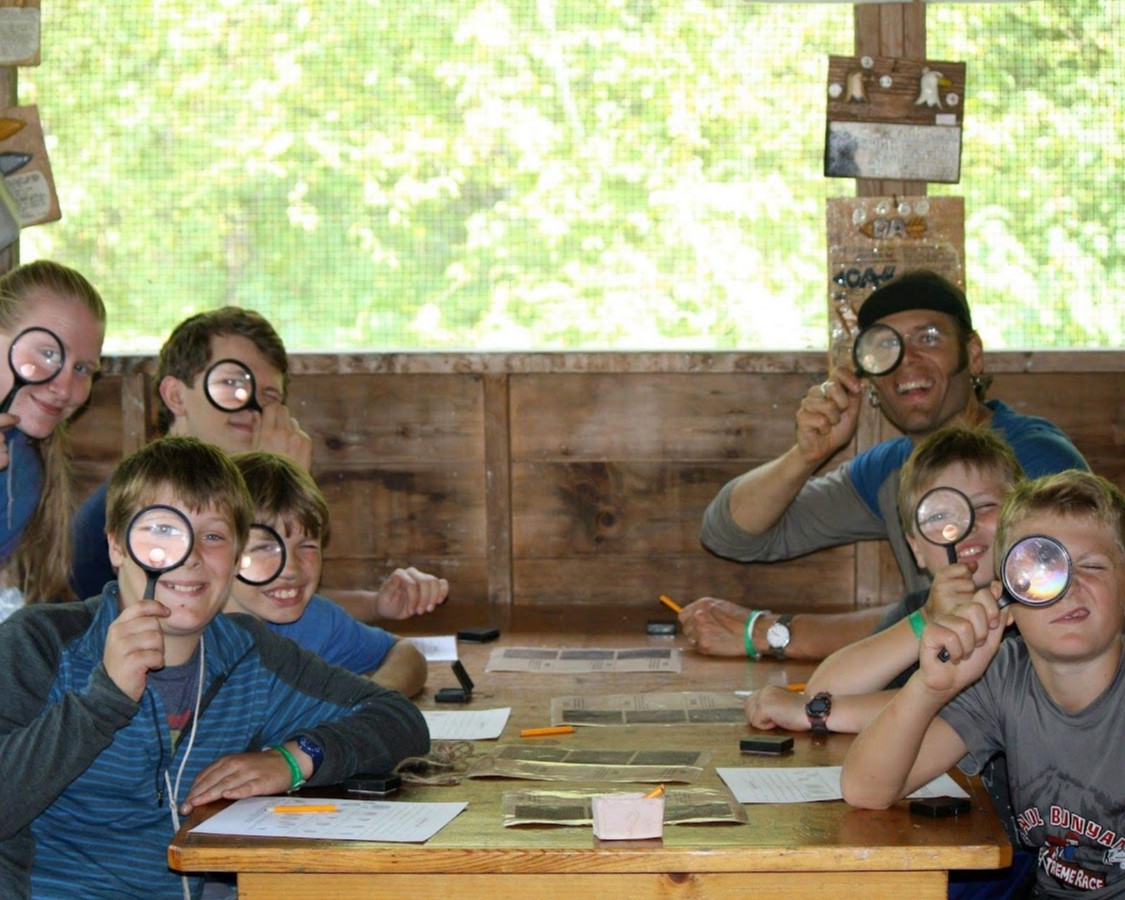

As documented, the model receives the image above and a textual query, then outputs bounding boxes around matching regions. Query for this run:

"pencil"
[643,784,665,799]
[785,683,807,692]
[271,804,338,814]
[658,594,682,614]
[520,725,575,738]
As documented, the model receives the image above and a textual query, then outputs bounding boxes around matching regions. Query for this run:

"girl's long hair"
[0,261,107,602]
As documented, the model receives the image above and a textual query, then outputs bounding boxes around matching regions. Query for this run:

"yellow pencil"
[643,784,665,799]
[785,683,807,693]
[520,725,575,738]
[658,594,682,614]
[271,804,339,814]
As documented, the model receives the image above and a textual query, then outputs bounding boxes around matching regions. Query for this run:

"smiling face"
[225,516,323,625]
[109,488,242,655]
[1008,512,1125,666]
[0,289,104,438]
[160,333,286,454]
[907,461,1006,585]
[868,309,983,437]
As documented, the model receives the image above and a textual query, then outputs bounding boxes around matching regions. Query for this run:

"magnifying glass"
[0,326,66,414]
[852,323,904,377]
[126,504,195,600]
[915,487,975,566]
[238,523,287,585]
[204,358,262,414]
[937,534,1071,662]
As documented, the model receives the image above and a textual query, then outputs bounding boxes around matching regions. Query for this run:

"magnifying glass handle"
[0,384,19,416]
[944,545,958,566]
[143,573,159,601]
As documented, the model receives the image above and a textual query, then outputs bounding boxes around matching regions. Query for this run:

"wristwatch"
[805,691,832,735]
[295,734,325,776]
[765,614,793,660]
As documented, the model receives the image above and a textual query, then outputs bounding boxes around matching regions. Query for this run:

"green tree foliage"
[16,0,1123,352]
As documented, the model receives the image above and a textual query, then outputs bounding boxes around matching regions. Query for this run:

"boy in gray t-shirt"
[843,469,1125,898]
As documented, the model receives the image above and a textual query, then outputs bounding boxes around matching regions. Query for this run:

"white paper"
[423,707,511,740]
[190,796,467,842]
[405,635,458,662]
[715,766,969,804]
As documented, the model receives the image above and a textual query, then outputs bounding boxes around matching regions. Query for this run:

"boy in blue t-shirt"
[225,451,428,697]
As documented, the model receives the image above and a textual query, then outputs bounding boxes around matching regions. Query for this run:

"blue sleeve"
[270,595,396,675]
[990,399,1089,478]
[69,481,116,601]
[845,437,912,518]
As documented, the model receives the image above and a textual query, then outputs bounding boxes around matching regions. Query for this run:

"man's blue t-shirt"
[849,399,1088,520]
[270,594,396,675]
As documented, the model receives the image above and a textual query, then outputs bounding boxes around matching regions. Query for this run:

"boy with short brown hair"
[1,436,429,899]
[843,469,1125,897]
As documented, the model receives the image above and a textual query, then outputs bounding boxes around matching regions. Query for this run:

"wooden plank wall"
[68,351,1125,619]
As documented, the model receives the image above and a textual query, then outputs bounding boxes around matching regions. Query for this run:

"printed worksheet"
[501,786,748,827]
[715,766,969,804]
[466,744,710,783]
[190,796,467,842]
[551,691,745,726]
[486,646,681,674]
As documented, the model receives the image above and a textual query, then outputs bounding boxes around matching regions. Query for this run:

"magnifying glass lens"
[853,324,904,377]
[127,507,193,573]
[1002,535,1071,606]
[206,360,256,412]
[916,487,974,548]
[239,525,286,585]
[10,328,65,385]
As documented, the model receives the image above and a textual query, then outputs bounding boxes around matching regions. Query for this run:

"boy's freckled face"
[226,518,323,625]
[109,489,241,638]
[908,461,1007,584]
[1009,512,1125,664]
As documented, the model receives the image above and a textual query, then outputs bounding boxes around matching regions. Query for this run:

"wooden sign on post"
[825,55,966,184]
[826,196,965,369]
[0,105,61,227]
[0,0,40,67]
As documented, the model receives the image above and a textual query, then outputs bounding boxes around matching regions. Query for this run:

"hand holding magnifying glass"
[936,534,1072,662]
[0,326,66,415]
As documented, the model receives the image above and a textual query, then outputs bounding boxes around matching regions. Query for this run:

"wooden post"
[850,2,928,606]
[0,65,16,272]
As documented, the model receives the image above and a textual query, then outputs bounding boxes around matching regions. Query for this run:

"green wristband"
[272,744,306,792]
[744,609,768,660]
[907,609,926,640]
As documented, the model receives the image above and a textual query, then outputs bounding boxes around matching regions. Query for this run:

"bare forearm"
[807,618,919,695]
[841,677,951,808]
[750,605,892,662]
[367,642,428,698]
[726,445,822,534]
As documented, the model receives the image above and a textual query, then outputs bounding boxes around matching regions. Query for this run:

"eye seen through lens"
[204,358,262,413]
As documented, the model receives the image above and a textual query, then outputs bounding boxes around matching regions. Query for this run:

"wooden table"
[168,608,1012,899]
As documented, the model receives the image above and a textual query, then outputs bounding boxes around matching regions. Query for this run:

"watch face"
[807,697,828,716]
[766,622,790,649]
